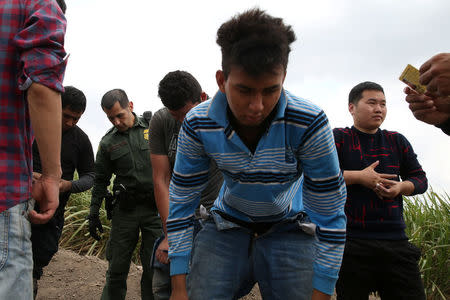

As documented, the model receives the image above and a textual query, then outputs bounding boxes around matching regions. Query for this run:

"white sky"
[63,0,450,193]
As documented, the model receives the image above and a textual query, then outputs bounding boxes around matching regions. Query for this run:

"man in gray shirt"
[149,71,223,299]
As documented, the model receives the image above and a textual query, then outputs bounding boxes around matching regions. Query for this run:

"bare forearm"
[342,170,361,185]
[28,83,62,178]
[170,274,188,299]
[400,180,415,196]
[311,289,331,300]
[154,180,170,235]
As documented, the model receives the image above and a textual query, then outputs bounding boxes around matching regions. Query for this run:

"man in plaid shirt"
[0,0,67,298]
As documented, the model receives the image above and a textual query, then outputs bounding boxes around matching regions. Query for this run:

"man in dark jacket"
[334,81,428,299]
[31,86,95,297]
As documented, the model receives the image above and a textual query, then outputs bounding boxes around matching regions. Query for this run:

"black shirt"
[32,125,95,209]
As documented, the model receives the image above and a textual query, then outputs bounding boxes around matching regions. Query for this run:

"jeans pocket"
[296,213,316,236]
[0,210,10,271]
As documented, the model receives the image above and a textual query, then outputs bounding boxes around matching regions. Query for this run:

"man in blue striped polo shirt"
[167,8,347,300]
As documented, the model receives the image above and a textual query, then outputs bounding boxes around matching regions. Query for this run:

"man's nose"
[248,93,263,112]
[374,104,383,112]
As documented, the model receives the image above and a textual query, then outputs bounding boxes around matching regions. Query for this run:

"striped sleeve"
[298,111,347,295]
[167,118,210,275]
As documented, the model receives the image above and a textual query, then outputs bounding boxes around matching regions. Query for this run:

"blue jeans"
[0,201,33,300]
[187,212,315,300]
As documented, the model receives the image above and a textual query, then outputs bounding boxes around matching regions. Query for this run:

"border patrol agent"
[88,89,161,300]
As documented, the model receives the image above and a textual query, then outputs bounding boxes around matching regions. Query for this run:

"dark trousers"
[31,200,66,279]
[101,203,161,300]
[336,238,425,300]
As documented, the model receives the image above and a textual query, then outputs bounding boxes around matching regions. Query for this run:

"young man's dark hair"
[56,0,67,14]
[62,86,86,113]
[158,71,202,111]
[216,8,296,78]
[348,81,385,104]
[101,88,129,109]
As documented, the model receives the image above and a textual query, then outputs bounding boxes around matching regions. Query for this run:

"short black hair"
[349,81,385,105]
[158,71,202,111]
[56,0,66,14]
[216,8,296,78]
[62,86,86,113]
[101,89,129,110]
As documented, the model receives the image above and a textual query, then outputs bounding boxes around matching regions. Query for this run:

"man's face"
[103,101,135,132]
[168,101,198,123]
[349,90,387,134]
[216,65,286,127]
[62,107,83,132]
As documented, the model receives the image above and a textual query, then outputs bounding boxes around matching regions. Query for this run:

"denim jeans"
[187,212,315,300]
[0,201,33,300]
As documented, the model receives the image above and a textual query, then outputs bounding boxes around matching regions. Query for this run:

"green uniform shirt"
[90,113,153,212]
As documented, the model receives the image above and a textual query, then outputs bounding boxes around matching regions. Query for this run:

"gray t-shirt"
[149,107,223,211]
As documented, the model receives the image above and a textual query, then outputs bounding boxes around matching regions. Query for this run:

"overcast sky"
[63,0,450,193]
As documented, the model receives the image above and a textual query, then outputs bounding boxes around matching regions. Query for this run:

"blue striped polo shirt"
[167,89,347,294]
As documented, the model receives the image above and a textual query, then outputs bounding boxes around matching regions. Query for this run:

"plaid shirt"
[0,0,67,213]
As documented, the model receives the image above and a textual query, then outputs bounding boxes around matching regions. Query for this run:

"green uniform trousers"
[101,203,161,300]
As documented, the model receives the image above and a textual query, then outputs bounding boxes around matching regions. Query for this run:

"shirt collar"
[133,113,147,128]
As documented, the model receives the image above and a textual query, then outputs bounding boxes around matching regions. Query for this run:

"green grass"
[403,190,449,299]
[60,188,449,298]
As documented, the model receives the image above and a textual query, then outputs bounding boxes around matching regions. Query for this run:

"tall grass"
[403,191,449,299]
[60,188,449,298]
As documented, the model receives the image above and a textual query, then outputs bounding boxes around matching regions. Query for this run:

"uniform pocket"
[110,145,132,174]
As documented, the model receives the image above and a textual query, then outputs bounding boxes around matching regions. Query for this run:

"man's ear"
[348,102,354,115]
[129,101,134,112]
[216,70,226,93]
[200,92,208,102]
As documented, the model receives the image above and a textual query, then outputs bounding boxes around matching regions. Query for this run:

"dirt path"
[35,249,141,300]
[36,249,377,300]
[36,249,261,300]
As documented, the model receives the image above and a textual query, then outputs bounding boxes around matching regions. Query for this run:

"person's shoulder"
[185,99,212,121]
[380,128,405,138]
[380,128,411,145]
[284,90,323,117]
[151,107,174,124]
[72,125,89,137]
[72,125,93,144]
[99,126,117,145]
[332,126,352,136]
[153,107,170,118]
